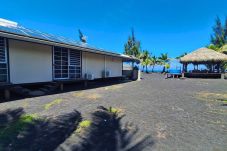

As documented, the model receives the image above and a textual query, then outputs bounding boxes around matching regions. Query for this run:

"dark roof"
[0,18,139,63]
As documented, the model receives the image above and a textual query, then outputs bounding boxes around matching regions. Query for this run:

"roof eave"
[0,30,138,62]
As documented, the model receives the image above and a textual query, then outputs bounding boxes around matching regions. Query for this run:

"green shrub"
[44,99,63,110]
[108,107,122,114]
[0,114,39,141]
[76,120,92,133]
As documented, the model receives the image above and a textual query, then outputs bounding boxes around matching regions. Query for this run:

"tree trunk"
[152,65,155,72]
[146,65,148,73]
[162,66,166,73]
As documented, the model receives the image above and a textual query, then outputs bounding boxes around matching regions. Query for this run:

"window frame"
[0,37,8,83]
[53,46,81,80]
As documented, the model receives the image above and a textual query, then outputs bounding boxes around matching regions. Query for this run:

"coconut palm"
[176,52,187,59]
[143,57,152,73]
[150,56,159,72]
[158,53,170,73]
[140,50,151,73]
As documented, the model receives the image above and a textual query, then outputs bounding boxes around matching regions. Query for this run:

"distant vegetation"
[207,16,227,71]
[124,16,227,73]
[124,29,170,73]
[208,16,227,50]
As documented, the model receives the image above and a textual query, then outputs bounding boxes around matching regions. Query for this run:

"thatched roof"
[219,44,227,54]
[180,47,227,63]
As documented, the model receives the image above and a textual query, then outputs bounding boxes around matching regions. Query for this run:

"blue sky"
[1,0,227,58]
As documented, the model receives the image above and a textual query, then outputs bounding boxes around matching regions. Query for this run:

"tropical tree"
[207,44,219,51]
[176,52,187,59]
[165,63,170,72]
[150,56,159,72]
[210,16,226,48]
[208,17,227,72]
[158,53,170,73]
[144,58,152,73]
[124,28,141,58]
[140,50,151,73]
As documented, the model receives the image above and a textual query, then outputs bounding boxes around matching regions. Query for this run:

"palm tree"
[176,52,187,59]
[150,56,159,72]
[140,50,151,73]
[143,57,152,73]
[158,53,170,73]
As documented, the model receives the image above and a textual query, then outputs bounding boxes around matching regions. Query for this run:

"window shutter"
[0,37,6,63]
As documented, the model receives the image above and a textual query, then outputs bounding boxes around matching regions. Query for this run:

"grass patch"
[44,99,63,110]
[75,120,92,133]
[104,85,123,90]
[73,92,101,100]
[0,114,39,142]
[108,107,123,114]
[196,92,227,101]
[207,109,227,115]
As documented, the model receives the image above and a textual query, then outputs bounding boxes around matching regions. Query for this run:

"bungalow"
[0,18,139,98]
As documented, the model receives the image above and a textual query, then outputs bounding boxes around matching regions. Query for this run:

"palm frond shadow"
[72,106,154,151]
[0,108,82,151]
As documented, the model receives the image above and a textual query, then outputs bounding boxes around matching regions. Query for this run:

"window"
[0,37,8,83]
[53,47,81,80]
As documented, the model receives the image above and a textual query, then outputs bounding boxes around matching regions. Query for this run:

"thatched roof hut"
[180,47,227,63]
[219,44,227,54]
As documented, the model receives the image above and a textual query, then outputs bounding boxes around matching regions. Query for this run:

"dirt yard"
[0,73,227,151]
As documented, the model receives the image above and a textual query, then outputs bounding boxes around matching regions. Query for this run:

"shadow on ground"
[0,106,153,151]
[0,108,82,151]
[0,78,132,103]
[69,106,154,151]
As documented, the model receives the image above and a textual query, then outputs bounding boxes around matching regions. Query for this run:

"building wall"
[106,56,122,77]
[82,52,105,79]
[9,39,52,84]
[82,52,122,79]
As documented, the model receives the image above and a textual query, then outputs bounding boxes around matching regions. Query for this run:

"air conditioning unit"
[85,73,94,80]
[106,70,111,77]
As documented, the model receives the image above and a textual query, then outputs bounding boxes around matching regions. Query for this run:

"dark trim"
[6,38,10,83]
[122,60,123,76]
[52,46,54,81]
[80,50,83,78]
[0,81,57,89]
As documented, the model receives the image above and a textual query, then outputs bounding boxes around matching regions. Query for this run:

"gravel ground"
[0,73,227,151]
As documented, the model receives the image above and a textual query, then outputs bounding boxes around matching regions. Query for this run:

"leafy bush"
[0,114,39,143]
[76,120,92,133]
[44,99,63,110]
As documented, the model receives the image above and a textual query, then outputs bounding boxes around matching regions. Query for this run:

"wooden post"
[4,89,10,100]
[84,80,88,88]
[185,63,188,72]
[217,63,220,73]
[60,83,64,91]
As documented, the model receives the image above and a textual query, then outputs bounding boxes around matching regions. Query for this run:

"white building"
[0,18,138,86]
